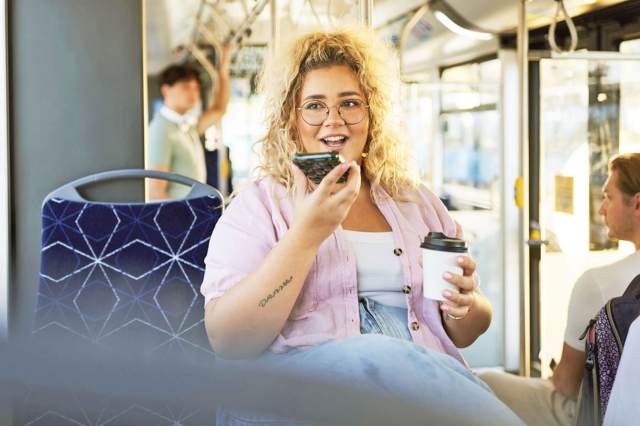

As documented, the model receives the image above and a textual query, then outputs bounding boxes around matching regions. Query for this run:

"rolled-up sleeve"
[200,182,278,307]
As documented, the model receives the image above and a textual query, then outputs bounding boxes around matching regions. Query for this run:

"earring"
[361,152,368,158]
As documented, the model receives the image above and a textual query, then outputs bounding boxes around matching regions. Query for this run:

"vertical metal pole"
[359,0,372,27]
[217,146,228,196]
[142,0,150,200]
[0,0,11,420]
[517,0,531,377]
[0,0,9,343]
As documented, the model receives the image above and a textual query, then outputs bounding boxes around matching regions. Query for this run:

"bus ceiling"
[145,0,632,76]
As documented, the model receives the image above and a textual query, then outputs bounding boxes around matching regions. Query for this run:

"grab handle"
[44,169,223,205]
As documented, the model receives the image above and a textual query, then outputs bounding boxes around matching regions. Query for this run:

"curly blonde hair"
[255,27,419,198]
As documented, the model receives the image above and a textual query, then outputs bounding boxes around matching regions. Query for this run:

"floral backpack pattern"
[577,273,640,425]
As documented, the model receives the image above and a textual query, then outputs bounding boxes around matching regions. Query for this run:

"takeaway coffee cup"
[421,232,468,301]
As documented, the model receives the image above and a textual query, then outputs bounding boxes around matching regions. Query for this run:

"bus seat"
[20,169,223,425]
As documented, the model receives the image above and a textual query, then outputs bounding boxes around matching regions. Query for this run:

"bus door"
[530,50,640,378]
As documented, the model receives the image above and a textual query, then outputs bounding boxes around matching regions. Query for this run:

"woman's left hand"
[440,255,479,320]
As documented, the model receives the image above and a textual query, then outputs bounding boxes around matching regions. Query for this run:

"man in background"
[148,46,230,200]
[480,152,640,426]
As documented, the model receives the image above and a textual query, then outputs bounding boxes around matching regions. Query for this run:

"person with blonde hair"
[200,27,521,424]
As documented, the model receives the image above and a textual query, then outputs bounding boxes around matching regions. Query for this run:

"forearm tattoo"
[258,276,293,308]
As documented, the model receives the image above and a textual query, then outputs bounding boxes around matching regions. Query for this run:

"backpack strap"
[622,273,640,299]
[577,313,601,426]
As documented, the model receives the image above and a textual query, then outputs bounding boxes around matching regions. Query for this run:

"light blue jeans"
[217,298,522,425]
[357,297,413,340]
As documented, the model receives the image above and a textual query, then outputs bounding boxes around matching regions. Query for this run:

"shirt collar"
[160,105,197,129]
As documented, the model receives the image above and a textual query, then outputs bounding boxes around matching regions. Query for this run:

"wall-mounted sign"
[554,175,574,214]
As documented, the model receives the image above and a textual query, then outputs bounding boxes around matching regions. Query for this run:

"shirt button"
[402,285,411,294]
[393,248,403,256]
[410,321,420,331]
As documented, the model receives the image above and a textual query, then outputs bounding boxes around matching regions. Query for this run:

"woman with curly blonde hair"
[256,27,415,198]
[200,27,512,425]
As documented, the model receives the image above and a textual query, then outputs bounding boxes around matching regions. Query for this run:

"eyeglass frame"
[296,99,370,126]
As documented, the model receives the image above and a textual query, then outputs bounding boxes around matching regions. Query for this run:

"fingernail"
[341,162,350,171]
[457,256,464,264]
[443,272,452,279]
[443,290,452,298]
[441,305,450,311]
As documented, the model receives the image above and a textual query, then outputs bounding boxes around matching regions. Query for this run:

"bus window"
[438,58,504,368]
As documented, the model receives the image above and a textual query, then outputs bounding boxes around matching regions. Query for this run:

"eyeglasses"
[297,99,369,126]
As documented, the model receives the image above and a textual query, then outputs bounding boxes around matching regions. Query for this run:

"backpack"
[577,273,640,426]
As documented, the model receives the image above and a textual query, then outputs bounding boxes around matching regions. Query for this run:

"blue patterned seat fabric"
[34,194,223,364]
[16,193,223,425]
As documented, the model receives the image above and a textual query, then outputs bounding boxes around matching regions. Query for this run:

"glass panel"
[222,77,265,190]
[441,60,499,111]
[441,110,500,208]
[438,59,503,367]
[620,39,640,153]
[400,83,435,184]
[538,57,640,378]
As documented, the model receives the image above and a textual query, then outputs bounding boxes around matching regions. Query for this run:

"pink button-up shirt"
[201,177,465,365]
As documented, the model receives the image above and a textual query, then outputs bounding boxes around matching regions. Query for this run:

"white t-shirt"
[343,230,406,308]
[564,250,640,350]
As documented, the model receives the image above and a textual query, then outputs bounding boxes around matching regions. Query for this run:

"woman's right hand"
[290,160,361,248]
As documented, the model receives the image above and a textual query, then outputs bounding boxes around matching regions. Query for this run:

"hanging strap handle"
[548,0,578,53]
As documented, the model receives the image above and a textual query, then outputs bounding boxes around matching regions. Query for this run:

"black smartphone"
[292,151,348,184]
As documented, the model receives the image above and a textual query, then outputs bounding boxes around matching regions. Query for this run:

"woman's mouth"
[321,135,348,149]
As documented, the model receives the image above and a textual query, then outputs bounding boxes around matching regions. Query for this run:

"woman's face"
[295,65,369,165]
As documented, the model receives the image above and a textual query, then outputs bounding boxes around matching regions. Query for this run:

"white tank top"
[343,230,406,308]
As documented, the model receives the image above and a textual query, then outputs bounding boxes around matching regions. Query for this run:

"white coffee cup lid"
[420,232,467,253]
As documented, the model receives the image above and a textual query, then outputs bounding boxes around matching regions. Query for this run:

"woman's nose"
[324,106,345,125]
